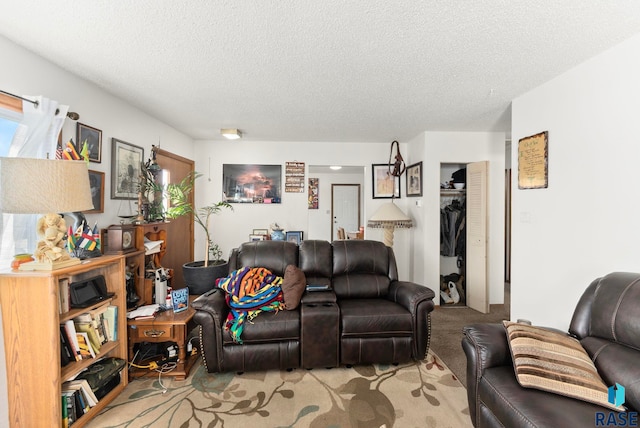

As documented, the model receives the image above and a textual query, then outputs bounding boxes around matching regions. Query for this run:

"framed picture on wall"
[406,161,422,197]
[222,164,282,203]
[77,122,102,163]
[87,170,105,213]
[111,138,144,200]
[372,164,400,199]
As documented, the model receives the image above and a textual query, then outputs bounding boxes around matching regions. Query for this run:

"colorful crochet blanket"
[217,267,284,343]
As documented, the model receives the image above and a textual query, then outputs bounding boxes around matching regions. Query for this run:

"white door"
[331,184,360,241]
[466,161,489,313]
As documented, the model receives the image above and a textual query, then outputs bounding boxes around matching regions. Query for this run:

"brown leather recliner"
[332,240,434,365]
[462,272,640,427]
[192,239,435,373]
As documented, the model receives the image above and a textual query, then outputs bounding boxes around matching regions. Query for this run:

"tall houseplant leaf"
[165,172,232,266]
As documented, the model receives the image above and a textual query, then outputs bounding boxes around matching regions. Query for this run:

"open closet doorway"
[440,161,489,313]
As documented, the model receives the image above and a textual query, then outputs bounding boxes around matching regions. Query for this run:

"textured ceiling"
[2,1,640,143]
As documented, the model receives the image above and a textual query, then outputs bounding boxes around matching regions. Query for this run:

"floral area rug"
[86,350,471,428]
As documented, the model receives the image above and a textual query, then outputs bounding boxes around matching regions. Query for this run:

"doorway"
[439,161,489,313]
[307,166,364,242]
[331,184,361,241]
[155,149,195,288]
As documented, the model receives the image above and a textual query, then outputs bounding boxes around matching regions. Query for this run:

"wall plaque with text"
[518,131,548,189]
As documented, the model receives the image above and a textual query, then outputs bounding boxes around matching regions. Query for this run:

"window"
[0,93,23,266]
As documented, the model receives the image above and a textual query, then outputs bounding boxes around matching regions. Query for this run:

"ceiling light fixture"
[221,128,242,140]
[329,166,342,170]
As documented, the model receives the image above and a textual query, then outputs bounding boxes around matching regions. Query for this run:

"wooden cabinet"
[0,255,128,428]
[135,222,170,305]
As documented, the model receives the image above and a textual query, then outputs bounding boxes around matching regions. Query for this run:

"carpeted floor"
[86,350,471,428]
[429,282,511,387]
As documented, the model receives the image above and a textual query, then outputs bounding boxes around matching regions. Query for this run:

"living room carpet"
[86,350,471,428]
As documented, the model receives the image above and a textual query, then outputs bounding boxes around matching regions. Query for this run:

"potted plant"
[165,172,233,294]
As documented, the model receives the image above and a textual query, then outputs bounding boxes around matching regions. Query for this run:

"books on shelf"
[63,320,82,362]
[75,323,102,354]
[63,379,98,407]
[60,326,74,366]
[104,305,118,341]
[76,332,95,359]
[59,278,71,314]
[64,302,118,358]
[61,378,98,426]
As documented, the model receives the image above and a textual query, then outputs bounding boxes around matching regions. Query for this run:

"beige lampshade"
[367,201,413,247]
[367,202,413,229]
[0,157,94,214]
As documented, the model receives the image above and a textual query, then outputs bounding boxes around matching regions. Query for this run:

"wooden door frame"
[155,148,195,287]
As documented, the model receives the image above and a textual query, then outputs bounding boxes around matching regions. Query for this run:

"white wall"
[408,131,506,305]
[511,33,640,331]
[193,139,415,279]
[0,35,195,427]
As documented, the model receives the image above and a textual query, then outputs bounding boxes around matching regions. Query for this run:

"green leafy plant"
[164,172,232,266]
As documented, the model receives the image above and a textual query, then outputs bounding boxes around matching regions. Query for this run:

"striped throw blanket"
[217,267,284,343]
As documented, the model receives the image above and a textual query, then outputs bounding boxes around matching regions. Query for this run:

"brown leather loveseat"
[192,239,435,373]
[462,272,640,427]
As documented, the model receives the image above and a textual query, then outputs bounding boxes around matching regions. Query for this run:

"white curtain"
[0,96,69,267]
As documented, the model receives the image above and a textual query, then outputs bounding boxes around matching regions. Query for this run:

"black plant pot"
[182,260,229,295]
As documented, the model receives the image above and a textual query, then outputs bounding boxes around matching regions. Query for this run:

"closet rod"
[0,89,80,120]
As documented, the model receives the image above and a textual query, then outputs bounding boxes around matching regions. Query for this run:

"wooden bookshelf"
[0,254,128,428]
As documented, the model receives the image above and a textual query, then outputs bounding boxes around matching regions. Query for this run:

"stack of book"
[61,379,98,426]
[60,303,118,365]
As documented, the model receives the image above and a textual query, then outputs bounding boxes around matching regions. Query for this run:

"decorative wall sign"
[285,161,305,193]
[308,178,319,209]
[518,131,548,189]
[222,164,282,203]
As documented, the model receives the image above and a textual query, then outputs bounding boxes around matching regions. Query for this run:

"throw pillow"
[281,265,306,310]
[503,321,625,411]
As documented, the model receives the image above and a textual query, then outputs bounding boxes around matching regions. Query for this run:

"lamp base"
[18,258,81,271]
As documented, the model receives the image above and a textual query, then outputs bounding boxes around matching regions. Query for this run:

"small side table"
[127,302,197,381]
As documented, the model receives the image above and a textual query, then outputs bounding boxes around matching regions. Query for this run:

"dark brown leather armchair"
[192,239,435,373]
[332,240,434,365]
[462,272,640,427]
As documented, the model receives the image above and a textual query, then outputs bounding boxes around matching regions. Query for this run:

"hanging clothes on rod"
[440,196,466,257]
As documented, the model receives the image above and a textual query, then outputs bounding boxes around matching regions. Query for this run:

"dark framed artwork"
[77,122,102,163]
[372,164,401,199]
[222,164,282,203]
[111,138,144,200]
[406,161,423,197]
[87,170,105,213]
[286,231,303,245]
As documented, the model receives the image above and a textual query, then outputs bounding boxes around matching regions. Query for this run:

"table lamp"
[367,201,413,247]
[0,157,94,270]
